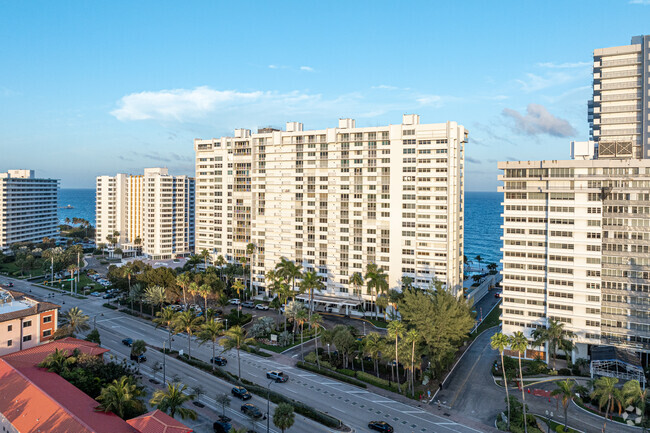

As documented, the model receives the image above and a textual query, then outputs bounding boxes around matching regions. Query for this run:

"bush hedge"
[355,371,400,393]
[102,303,118,310]
[296,361,367,388]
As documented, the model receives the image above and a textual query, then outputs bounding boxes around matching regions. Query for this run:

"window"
[7,325,12,332]
[22,335,32,343]
[23,320,32,328]
[43,329,52,338]
[7,340,12,347]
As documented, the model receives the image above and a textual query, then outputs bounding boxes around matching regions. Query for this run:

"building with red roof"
[0,337,192,433]
[127,409,193,433]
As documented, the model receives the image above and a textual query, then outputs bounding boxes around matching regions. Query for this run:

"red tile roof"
[2,337,109,368]
[127,410,193,433]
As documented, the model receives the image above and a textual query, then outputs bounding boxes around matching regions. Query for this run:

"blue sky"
[0,0,648,190]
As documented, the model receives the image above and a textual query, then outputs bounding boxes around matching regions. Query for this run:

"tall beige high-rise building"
[194,115,466,313]
[0,170,59,249]
[95,168,195,260]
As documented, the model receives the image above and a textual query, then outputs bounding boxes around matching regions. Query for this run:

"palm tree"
[154,307,178,351]
[295,308,309,361]
[38,348,73,374]
[364,333,383,377]
[187,254,201,271]
[150,382,197,420]
[474,254,483,271]
[173,310,204,358]
[96,376,144,420]
[144,285,167,317]
[246,242,256,296]
[220,326,256,380]
[277,282,292,331]
[623,380,647,431]
[265,269,280,301]
[122,262,136,294]
[130,340,147,372]
[57,307,90,337]
[188,282,200,306]
[215,255,226,279]
[387,320,405,393]
[405,329,419,396]
[551,379,575,431]
[232,280,245,317]
[176,273,192,307]
[350,271,364,304]
[490,332,511,430]
[310,313,323,368]
[376,295,389,321]
[199,249,211,269]
[591,377,623,432]
[67,264,77,293]
[531,319,577,370]
[509,331,529,433]
[129,283,144,316]
[300,270,324,323]
[198,320,224,370]
[365,263,388,320]
[199,283,211,312]
[273,403,295,433]
[275,257,302,299]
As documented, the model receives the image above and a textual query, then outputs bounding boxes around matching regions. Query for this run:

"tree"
[405,329,419,396]
[176,272,192,307]
[350,271,364,301]
[220,326,256,380]
[197,283,211,312]
[387,320,406,393]
[364,333,384,378]
[509,331,529,433]
[144,285,167,317]
[551,379,575,431]
[56,307,90,338]
[275,257,302,298]
[39,348,74,374]
[295,308,308,361]
[300,270,324,323]
[273,403,295,433]
[85,329,101,345]
[67,264,77,292]
[376,295,389,321]
[154,307,178,351]
[192,385,204,404]
[215,393,231,417]
[490,332,511,430]
[96,376,145,420]
[129,283,144,316]
[150,382,197,420]
[622,380,647,431]
[173,310,204,358]
[130,339,147,372]
[487,262,498,273]
[246,242,256,296]
[591,377,623,432]
[365,263,388,320]
[198,320,224,370]
[531,319,576,370]
[474,254,483,271]
[310,313,323,368]
[199,249,211,269]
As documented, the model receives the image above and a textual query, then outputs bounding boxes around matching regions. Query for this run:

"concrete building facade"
[194,115,466,309]
[95,168,195,260]
[0,170,59,249]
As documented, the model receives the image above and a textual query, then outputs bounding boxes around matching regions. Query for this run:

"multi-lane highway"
[3,274,492,433]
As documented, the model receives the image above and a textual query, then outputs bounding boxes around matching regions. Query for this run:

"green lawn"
[547,419,580,433]
[472,302,501,336]
[46,274,104,292]
[364,317,389,329]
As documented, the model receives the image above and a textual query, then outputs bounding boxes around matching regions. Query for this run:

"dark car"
[231,386,252,400]
[266,371,288,383]
[368,421,394,432]
[211,356,227,366]
[130,353,146,362]
[6,282,14,287]
[240,403,263,419]
[213,415,232,433]
[122,338,133,346]
[241,301,255,308]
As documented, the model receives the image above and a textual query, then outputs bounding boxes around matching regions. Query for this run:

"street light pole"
[266,379,274,433]
[545,410,553,433]
[162,340,167,385]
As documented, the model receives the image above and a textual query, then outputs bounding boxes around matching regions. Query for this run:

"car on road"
[228,299,241,305]
[122,338,133,347]
[90,292,101,297]
[130,353,146,362]
[5,282,13,287]
[368,421,394,432]
[240,403,263,419]
[254,303,269,310]
[210,356,227,366]
[494,291,501,298]
[266,371,288,383]
[231,386,252,400]
[241,301,255,308]
[212,415,232,433]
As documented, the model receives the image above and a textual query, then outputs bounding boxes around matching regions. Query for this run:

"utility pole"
[77,252,80,285]
[162,340,166,385]
[50,256,54,285]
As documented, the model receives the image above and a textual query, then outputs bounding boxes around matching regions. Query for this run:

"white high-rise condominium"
[95,168,195,260]
[589,35,650,159]
[195,115,466,312]
[0,170,59,249]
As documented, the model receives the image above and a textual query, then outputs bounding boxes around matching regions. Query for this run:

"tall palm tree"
[531,319,576,370]
[58,307,90,337]
[144,285,167,317]
[199,284,211,312]
[154,307,178,351]
[474,254,483,271]
[220,326,256,380]
[198,320,224,370]
[490,332,511,430]
[199,249,211,269]
[405,329,419,396]
[295,308,309,361]
[188,282,200,306]
[365,263,388,320]
[129,283,143,316]
[150,382,197,420]
[38,348,73,374]
[67,264,77,293]
[551,379,575,432]
[350,271,364,305]
[275,257,302,299]
[215,255,226,279]
[273,403,295,433]
[300,270,324,323]
[364,333,383,377]
[591,377,623,432]
[173,310,204,358]
[246,242,256,296]
[176,273,192,307]
[387,320,406,393]
[96,376,145,420]
[622,380,647,431]
[130,340,147,372]
[509,331,529,433]
[310,313,323,368]
[265,269,279,299]
[376,295,389,321]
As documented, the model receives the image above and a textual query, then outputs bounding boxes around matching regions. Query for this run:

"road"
[4,273,490,433]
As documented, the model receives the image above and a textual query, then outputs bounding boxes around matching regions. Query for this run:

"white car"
[255,304,269,310]
[228,299,241,305]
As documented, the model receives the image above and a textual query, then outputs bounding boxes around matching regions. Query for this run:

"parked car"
[5,282,13,287]
[255,303,269,310]
[130,353,146,362]
[213,415,232,433]
[241,301,255,308]
[240,403,263,419]
[266,371,288,383]
[211,356,227,366]
[90,292,101,297]
[228,299,241,305]
[102,293,112,299]
[368,421,394,432]
[122,338,133,347]
[231,386,252,400]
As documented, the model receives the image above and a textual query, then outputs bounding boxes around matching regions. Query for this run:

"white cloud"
[268,64,279,69]
[372,84,399,90]
[300,66,314,72]
[416,95,442,107]
[502,103,577,137]
[536,61,591,69]
[630,0,650,4]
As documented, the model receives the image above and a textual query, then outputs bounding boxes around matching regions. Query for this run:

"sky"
[0,0,649,190]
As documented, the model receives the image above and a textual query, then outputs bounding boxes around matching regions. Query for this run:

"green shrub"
[338,368,356,377]
[355,371,401,393]
[102,303,118,310]
[558,368,571,376]
[296,361,366,388]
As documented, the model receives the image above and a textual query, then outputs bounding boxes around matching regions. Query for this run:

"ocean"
[57,188,503,266]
